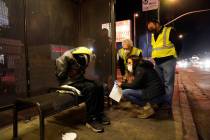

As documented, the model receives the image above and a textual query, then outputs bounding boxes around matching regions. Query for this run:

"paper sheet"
[109,84,122,102]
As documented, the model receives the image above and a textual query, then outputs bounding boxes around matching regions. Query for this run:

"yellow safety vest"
[151,27,177,58]
[118,47,142,65]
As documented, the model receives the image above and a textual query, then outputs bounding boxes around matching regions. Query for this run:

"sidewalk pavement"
[173,73,198,140]
[0,73,198,140]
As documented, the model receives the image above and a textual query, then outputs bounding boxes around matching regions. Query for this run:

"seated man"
[56,47,110,133]
[118,55,165,118]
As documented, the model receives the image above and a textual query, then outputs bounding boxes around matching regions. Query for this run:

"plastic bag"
[62,132,77,140]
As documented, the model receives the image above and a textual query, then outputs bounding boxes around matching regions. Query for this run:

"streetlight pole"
[133,13,139,47]
[157,0,160,22]
[164,9,210,26]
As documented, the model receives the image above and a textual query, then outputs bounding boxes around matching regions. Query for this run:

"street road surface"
[178,66,210,140]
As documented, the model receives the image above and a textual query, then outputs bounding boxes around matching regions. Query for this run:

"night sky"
[116,0,210,58]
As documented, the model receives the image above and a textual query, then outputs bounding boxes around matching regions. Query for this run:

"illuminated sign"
[142,0,159,11]
[0,54,4,65]
[102,20,131,42]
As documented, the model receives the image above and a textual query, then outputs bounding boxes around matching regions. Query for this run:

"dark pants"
[71,79,104,121]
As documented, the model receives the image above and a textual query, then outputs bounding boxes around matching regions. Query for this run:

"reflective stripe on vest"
[151,27,177,58]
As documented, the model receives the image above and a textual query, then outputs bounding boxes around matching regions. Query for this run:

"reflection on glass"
[0,54,4,65]
[0,0,9,27]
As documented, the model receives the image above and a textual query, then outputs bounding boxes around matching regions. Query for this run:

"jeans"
[122,89,164,106]
[155,58,176,105]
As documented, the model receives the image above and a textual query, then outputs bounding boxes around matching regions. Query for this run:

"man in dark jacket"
[56,47,110,133]
[118,55,165,118]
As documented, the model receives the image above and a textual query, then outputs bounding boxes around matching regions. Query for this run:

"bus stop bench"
[13,88,84,140]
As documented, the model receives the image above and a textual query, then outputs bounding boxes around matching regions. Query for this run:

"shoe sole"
[133,108,145,114]
[85,123,104,133]
[102,121,111,125]
[137,109,155,119]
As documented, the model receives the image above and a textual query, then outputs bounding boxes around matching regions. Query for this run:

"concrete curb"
[173,75,183,140]
[173,73,198,140]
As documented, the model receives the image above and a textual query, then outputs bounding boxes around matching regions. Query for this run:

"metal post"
[24,0,30,97]
[13,105,18,139]
[146,12,149,59]
[133,13,139,47]
[39,114,45,140]
[133,14,136,47]
[37,104,45,140]
[157,0,160,22]
[146,31,149,59]
[164,8,210,26]
[110,0,116,81]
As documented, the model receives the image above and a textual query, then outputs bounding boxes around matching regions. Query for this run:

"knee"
[122,89,131,98]
[87,82,104,96]
[85,81,97,90]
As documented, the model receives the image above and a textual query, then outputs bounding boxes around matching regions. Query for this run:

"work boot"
[132,106,145,113]
[151,103,159,110]
[86,117,104,133]
[130,106,145,118]
[160,103,171,110]
[119,101,133,110]
[137,103,155,119]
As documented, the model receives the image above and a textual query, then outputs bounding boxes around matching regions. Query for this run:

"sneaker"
[86,119,104,133]
[137,103,155,119]
[99,114,111,125]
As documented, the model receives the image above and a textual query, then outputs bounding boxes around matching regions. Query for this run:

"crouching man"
[118,55,165,118]
[56,47,110,133]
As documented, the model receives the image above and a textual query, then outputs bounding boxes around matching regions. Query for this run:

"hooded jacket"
[55,47,93,84]
[121,60,165,100]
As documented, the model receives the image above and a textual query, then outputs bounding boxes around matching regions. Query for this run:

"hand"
[122,76,127,82]
[118,82,122,87]
[127,75,134,83]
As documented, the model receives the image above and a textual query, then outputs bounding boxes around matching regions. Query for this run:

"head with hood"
[56,46,94,81]
[69,47,94,70]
